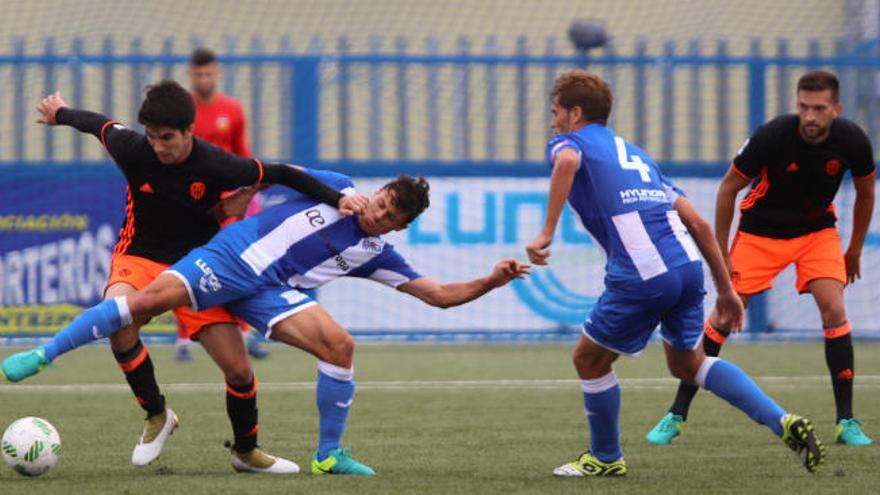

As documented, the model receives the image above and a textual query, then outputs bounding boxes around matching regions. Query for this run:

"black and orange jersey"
[733,114,875,239]
[56,107,343,264]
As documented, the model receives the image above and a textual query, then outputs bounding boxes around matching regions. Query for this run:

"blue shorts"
[225,287,316,338]
[583,262,705,356]
[167,245,317,337]
[166,244,262,311]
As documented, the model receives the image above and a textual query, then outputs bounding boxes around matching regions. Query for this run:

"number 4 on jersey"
[614,137,651,182]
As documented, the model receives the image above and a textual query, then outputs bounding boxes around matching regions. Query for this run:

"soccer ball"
[2,417,61,477]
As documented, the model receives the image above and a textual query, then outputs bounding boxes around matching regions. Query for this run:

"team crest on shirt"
[216,116,230,132]
[825,159,841,176]
[361,238,385,253]
[190,181,206,200]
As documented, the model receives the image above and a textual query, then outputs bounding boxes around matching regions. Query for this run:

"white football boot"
[231,447,300,474]
[131,408,179,466]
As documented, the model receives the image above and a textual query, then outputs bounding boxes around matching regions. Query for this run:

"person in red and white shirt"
[178,47,269,360]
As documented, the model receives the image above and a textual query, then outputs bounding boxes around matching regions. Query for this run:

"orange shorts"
[729,228,846,295]
[106,254,239,339]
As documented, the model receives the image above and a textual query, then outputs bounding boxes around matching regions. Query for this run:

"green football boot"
[1,349,50,383]
[311,447,375,476]
[835,418,872,446]
[553,451,627,477]
[781,414,825,473]
[646,412,685,445]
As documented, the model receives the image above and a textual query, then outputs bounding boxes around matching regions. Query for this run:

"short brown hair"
[797,70,839,103]
[190,47,217,67]
[137,80,195,131]
[551,70,613,124]
[382,174,430,223]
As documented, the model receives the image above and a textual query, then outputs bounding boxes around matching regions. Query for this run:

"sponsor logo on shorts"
[118,268,132,277]
[195,258,222,292]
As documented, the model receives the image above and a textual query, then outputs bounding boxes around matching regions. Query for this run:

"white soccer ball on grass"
[2,416,61,477]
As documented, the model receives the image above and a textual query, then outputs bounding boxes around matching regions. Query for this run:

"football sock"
[669,320,726,419]
[697,357,786,436]
[226,377,259,453]
[316,361,355,460]
[824,322,854,422]
[581,371,623,463]
[41,297,133,361]
[113,339,165,418]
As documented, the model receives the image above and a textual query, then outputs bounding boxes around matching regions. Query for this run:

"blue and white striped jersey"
[208,168,423,289]
[546,124,700,284]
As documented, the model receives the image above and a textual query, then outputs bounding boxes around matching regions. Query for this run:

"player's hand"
[488,259,531,287]
[338,194,368,216]
[713,289,744,333]
[844,247,861,284]
[525,231,553,265]
[36,91,68,125]
[212,187,258,222]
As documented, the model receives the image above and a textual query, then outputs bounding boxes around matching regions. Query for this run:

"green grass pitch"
[1,341,878,494]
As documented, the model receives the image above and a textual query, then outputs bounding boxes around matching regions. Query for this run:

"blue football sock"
[698,357,786,436]
[581,371,623,463]
[316,362,355,460]
[40,297,132,361]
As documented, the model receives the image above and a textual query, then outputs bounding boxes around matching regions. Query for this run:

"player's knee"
[669,361,700,383]
[323,332,355,366]
[819,304,847,327]
[224,361,254,387]
[126,292,160,319]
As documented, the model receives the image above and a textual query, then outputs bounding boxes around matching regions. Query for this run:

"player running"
[5,82,367,474]
[527,70,825,477]
[2,172,530,475]
[646,70,874,447]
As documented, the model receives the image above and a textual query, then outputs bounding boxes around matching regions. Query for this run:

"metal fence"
[2,35,880,170]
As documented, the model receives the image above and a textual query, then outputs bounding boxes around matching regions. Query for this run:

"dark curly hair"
[137,80,196,131]
[382,174,430,223]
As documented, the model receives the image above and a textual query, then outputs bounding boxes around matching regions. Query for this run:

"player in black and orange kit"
[646,70,875,447]
[27,82,368,472]
[171,46,268,362]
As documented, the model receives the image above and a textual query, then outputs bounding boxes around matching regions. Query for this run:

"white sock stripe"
[317,361,354,382]
[695,357,720,388]
[579,371,618,394]
[114,296,133,326]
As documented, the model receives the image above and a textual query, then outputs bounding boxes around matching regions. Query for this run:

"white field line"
[1,375,879,393]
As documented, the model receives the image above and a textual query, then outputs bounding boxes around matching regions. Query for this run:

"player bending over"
[5,83,367,474]
[527,70,825,477]
[2,173,530,475]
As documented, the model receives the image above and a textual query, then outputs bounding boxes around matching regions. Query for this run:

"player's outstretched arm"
[674,195,744,332]
[397,259,531,308]
[261,163,368,216]
[36,92,109,137]
[526,148,579,265]
[845,176,875,284]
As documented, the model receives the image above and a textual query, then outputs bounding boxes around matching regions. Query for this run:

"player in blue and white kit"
[527,70,825,477]
[2,172,530,476]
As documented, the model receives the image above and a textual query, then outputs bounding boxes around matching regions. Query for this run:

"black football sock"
[227,377,259,453]
[824,322,854,423]
[114,339,165,418]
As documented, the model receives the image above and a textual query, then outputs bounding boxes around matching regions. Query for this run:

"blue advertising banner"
[0,167,134,335]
